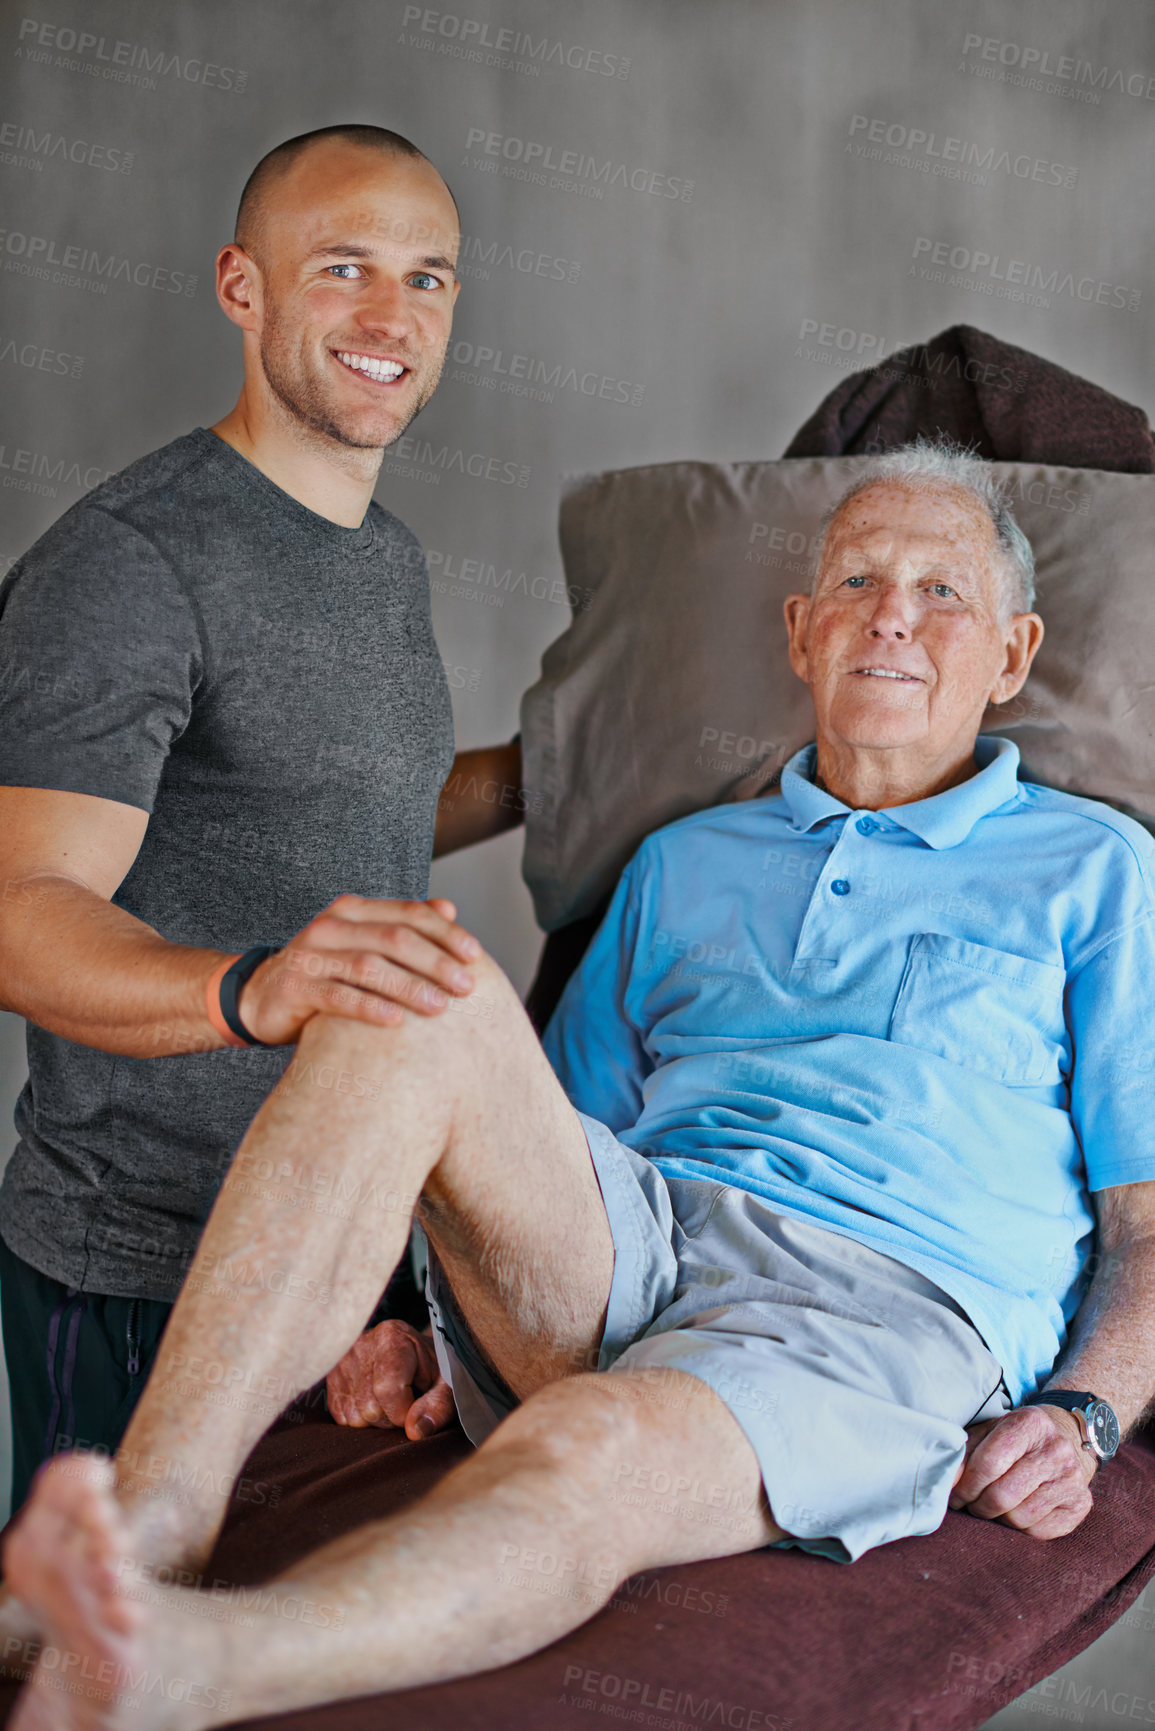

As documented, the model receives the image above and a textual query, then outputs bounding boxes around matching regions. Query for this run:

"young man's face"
[247,139,461,451]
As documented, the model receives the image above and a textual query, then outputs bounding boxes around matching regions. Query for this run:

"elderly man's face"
[784,483,1041,783]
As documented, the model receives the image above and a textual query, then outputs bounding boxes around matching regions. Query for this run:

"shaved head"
[215,127,462,460]
[235,125,459,266]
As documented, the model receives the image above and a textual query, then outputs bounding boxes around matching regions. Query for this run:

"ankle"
[113,1469,222,1575]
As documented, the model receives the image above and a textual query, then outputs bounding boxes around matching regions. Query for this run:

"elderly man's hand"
[948,1405,1098,1538]
[326,1319,456,1440]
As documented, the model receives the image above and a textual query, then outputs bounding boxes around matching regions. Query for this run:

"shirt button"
[831,879,851,896]
[856,817,877,835]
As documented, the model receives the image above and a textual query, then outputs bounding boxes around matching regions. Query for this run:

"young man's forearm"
[0,873,232,1057]
[0,873,486,1061]
[433,739,525,858]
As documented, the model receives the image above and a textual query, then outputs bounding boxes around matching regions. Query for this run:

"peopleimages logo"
[960,32,1155,102]
[0,333,84,377]
[381,435,530,489]
[0,228,196,296]
[448,339,644,406]
[0,117,133,173]
[456,234,581,284]
[463,128,693,201]
[560,1667,792,1731]
[0,442,112,500]
[846,116,1077,188]
[400,7,630,78]
[15,17,247,92]
[910,237,1140,313]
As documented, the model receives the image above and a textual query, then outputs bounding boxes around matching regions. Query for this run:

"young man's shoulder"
[71,427,221,524]
[364,498,428,567]
[8,429,221,574]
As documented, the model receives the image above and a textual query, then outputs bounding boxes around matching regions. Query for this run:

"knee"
[295,944,514,1055]
[481,1376,648,1508]
[436,945,517,1030]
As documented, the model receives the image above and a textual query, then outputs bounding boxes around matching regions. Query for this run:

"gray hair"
[813,437,1036,616]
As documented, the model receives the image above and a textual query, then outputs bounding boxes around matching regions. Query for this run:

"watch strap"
[1022,1388,1119,1461]
[205,954,245,1047]
[208,946,279,1048]
[1021,1389,1096,1415]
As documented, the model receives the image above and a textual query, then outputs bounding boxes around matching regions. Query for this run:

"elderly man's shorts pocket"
[888,933,1067,1085]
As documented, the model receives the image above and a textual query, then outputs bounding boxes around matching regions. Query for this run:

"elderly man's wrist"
[1039,1402,1100,1473]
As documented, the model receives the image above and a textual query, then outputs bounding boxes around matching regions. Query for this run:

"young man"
[0,125,520,1509]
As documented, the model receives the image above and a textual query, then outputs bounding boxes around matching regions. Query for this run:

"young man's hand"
[235,895,482,1044]
[948,1404,1097,1538]
[326,1319,456,1440]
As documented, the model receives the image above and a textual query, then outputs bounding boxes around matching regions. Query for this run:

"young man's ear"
[215,244,262,332]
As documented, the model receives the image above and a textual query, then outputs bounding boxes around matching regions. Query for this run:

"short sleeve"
[541,855,653,1133]
[1066,912,1155,1190]
[0,505,202,812]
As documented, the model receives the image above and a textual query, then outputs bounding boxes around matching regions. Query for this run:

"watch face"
[1088,1401,1120,1458]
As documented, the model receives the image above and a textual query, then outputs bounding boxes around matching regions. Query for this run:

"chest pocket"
[889,933,1067,1086]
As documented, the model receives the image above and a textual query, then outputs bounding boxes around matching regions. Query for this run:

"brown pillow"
[519,458,1154,930]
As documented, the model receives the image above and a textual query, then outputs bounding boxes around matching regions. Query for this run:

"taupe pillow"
[519,458,1154,931]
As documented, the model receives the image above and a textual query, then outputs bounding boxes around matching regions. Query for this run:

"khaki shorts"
[426,1111,1011,1563]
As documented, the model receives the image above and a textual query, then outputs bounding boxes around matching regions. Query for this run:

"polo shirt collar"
[780,735,1023,849]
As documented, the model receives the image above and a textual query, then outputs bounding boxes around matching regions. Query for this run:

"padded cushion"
[520,459,1154,930]
[3,1401,1147,1730]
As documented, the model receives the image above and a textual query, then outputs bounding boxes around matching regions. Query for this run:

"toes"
[4,1453,143,1649]
[32,1452,117,1522]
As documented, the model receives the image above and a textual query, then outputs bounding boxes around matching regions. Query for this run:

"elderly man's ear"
[988,612,1045,706]
[783,592,813,686]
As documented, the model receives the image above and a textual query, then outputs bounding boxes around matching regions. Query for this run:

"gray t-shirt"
[0,427,455,1299]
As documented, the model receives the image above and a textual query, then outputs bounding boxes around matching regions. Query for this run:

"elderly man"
[5,444,1155,1727]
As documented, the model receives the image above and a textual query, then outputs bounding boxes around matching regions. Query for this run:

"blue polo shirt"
[543,737,1155,1404]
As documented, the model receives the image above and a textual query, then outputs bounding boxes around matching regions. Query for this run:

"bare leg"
[107,949,614,1568]
[5,1370,782,1730]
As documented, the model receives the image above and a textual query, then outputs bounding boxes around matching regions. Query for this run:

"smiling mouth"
[333,349,410,386]
[853,667,923,683]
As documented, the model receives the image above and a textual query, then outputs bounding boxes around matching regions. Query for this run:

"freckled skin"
[783,482,1045,811]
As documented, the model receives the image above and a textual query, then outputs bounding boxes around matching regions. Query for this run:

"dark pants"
[0,1231,429,1517]
[0,1234,172,1517]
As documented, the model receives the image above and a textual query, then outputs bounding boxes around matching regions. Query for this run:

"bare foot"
[4,1454,235,1730]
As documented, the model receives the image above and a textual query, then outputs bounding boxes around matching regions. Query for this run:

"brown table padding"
[6,1401,1150,1731]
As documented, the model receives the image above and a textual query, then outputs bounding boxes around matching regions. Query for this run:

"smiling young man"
[0,125,521,1511]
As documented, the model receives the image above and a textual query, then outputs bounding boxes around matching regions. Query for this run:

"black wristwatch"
[1021,1389,1121,1462]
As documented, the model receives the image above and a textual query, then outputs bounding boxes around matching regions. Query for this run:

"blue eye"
[327,263,363,279]
[410,272,441,290]
[844,575,867,588]
[930,582,956,599]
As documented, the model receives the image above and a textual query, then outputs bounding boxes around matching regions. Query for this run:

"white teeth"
[337,351,405,380]
[858,668,918,680]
